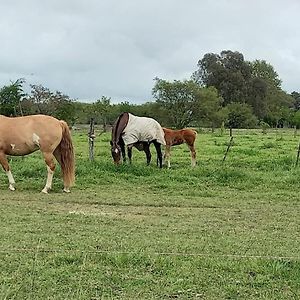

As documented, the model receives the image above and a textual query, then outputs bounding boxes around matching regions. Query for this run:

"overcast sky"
[0,0,299,103]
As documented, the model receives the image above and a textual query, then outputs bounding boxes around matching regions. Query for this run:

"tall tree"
[246,77,268,119]
[249,59,282,89]
[291,91,300,111]
[193,50,252,105]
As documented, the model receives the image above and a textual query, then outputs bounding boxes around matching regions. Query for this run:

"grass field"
[0,128,300,299]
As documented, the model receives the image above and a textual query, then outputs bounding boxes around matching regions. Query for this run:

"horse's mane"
[112,112,129,144]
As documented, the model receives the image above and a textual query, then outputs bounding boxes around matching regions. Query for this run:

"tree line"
[1,50,300,129]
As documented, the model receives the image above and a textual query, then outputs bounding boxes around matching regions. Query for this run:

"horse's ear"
[110,140,113,146]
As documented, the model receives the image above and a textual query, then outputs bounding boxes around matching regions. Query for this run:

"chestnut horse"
[163,127,197,168]
[110,112,165,168]
[0,115,75,193]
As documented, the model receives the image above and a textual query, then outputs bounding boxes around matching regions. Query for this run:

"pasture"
[0,128,299,299]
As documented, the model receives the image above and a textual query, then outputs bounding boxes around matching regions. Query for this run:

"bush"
[222,103,258,128]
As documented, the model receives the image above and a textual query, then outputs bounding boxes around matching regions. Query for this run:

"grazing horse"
[110,112,165,168]
[0,114,75,193]
[163,127,197,168]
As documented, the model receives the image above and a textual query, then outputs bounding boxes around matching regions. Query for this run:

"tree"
[193,50,252,105]
[291,91,300,111]
[291,111,300,129]
[25,84,76,125]
[27,84,52,115]
[92,96,112,131]
[223,103,258,129]
[193,86,223,128]
[152,78,201,128]
[249,59,282,89]
[0,78,25,116]
[51,91,77,125]
[246,77,268,119]
[264,85,294,127]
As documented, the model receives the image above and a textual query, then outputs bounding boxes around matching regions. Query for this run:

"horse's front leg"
[42,152,56,193]
[120,144,126,163]
[127,145,133,164]
[0,152,15,191]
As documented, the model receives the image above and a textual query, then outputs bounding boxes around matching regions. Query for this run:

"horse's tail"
[56,121,75,188]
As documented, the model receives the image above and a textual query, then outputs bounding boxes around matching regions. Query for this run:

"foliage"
[249,59,282,89]
[193,50,252,105]
[264,85,294,127]
[193,86,223,127]
[291,110,300,128]
[291,91,300,111]
[90,96,112,131]
[23,84,77,125]
[152,78,222,128]
[0,78,26,116]
[152,78,199,128]
[259,121,271,134]
[1,49,299,130]
[192,50,295,125]
[223,102,258,128]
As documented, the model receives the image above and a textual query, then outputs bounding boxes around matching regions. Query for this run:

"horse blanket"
[122,113,166,146]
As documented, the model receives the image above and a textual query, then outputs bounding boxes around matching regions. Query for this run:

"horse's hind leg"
[41,152,56,194]
[188,144,196,167]
[153,141,163,168]
[0,152,15,191]
[143,142,151,165]
[165,145,171,168]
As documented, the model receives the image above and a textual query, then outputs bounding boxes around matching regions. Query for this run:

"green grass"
[0,128,299,299]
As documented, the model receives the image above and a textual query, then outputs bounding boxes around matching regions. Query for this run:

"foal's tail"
[56,121,75,188]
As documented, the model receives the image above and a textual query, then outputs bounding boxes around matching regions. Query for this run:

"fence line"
[0,248,299,261]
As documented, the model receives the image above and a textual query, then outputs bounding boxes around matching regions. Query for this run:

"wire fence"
[0,248,299,261]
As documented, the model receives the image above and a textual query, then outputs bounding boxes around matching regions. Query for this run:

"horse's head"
[110,141,122,165]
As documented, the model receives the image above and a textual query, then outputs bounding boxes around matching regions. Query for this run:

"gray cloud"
[0,0,299,103]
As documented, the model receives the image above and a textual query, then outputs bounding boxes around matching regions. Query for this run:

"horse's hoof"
[9,185,15,191]
[41,188,48,194]
[63,188,70,193]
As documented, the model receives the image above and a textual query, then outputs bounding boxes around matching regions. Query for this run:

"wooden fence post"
[222,136,234,162]
[88,118,95,161]
[296,139,300,167]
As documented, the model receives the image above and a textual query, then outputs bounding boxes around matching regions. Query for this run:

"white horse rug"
[122,113,166,146]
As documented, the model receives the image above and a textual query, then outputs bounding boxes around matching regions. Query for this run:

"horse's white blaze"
[6,170,15,190]
[10,144,16,150]
[32,133,40,147]
[42,166,54,193]
[114,148,119,153]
